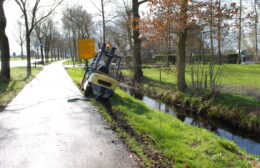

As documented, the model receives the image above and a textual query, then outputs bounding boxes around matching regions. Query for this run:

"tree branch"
[14,0,25,13]
[138,0,148,6]
[30,0,62,33]
[89,0,102,13]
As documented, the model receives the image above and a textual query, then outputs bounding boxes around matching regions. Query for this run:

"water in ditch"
[125,88,260,155]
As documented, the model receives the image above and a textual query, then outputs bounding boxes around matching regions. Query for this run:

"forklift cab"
[89,44,121,76]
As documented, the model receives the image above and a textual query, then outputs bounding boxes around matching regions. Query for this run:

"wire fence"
[118,64,260,101]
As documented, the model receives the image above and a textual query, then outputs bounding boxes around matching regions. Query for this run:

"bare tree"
[123,1,134,55]
[34,22,45,64]
[43,19,54,62]
[90,0,119,43]
[0,0,10,80]
[62,5,94,63]
[14,20,25,60]
[106,1,133,57]
[14,0,62,75]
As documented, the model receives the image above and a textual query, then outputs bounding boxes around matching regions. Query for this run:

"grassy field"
[124,64,260,90]
[0,67,42,109]
[123,64,260,107]
[66,67,258,168]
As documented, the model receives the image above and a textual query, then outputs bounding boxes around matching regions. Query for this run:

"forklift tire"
[84,85,93,97]
[105,93,114,100]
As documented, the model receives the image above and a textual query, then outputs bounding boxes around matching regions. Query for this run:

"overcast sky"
[3,0,121,55]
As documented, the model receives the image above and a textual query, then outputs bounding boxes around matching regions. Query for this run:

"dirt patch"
[99,99,174,168]
[249,160,260,168]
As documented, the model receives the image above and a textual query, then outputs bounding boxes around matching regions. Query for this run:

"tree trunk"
[20,44,24,59]
[0,0,10,80]
[166,37,170,67]
[23,9,32,76]
[73,35,78,61]
[177,31,188,91]
[101,0,106,43]
[217,0,222,64]
[45,39,50,62]
[254,0,259,63]
[125,7,133,53]
[50,44,53,61]
[40,45,44,65]
[237,0,242,64]
[132,0,143,83]
[210,0,215,61]
[26,34,31,75]
[176,0,188,91]
[58,48,60,60]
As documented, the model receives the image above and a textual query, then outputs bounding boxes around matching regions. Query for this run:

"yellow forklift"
[81,43,122,99]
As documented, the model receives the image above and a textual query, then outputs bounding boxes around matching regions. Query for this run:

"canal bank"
[105,89,259,167]
[120,84,260,155]
[119,75,260,132]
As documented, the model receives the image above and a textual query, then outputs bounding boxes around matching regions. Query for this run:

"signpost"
[78,39,96,59]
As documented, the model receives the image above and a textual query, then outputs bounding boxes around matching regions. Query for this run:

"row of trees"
[1,0,259,92]
[104,0,260,91]
[0,0,63,81]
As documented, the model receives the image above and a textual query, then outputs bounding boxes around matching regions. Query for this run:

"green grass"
[124,64,260,89]
[10,57,23,61]
[63,60,86,65]
[111,89,254,168]
[65,67,85,83]
[0,67,42,108]
[123,64,260,108]
[220,64,260,87]
[44,60,58,65]
[65,67,257,168]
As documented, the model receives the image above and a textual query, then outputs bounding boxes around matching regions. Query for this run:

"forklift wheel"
[84,85,93,97]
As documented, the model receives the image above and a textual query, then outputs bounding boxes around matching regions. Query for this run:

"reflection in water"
[176,113,186,122]
[124,88,260,155]
[129,90,144,100]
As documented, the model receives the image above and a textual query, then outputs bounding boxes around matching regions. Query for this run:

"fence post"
[159,68,162,82]
[205,74,208,89]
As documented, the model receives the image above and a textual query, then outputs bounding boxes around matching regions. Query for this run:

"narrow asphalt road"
[0,61,137,168]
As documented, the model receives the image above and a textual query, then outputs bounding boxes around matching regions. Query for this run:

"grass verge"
[66,67,258,168]
[63,60,86,65]
[0,67,42,109]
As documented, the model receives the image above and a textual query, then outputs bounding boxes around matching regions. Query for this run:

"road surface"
[0,61,137,168]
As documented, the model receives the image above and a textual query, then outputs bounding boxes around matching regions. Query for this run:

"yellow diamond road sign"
[78,39,95,59]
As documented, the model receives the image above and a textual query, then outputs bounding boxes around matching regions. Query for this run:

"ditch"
[121,86,260,155]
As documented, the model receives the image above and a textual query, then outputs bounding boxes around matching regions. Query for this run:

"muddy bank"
[100,100,174,168]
